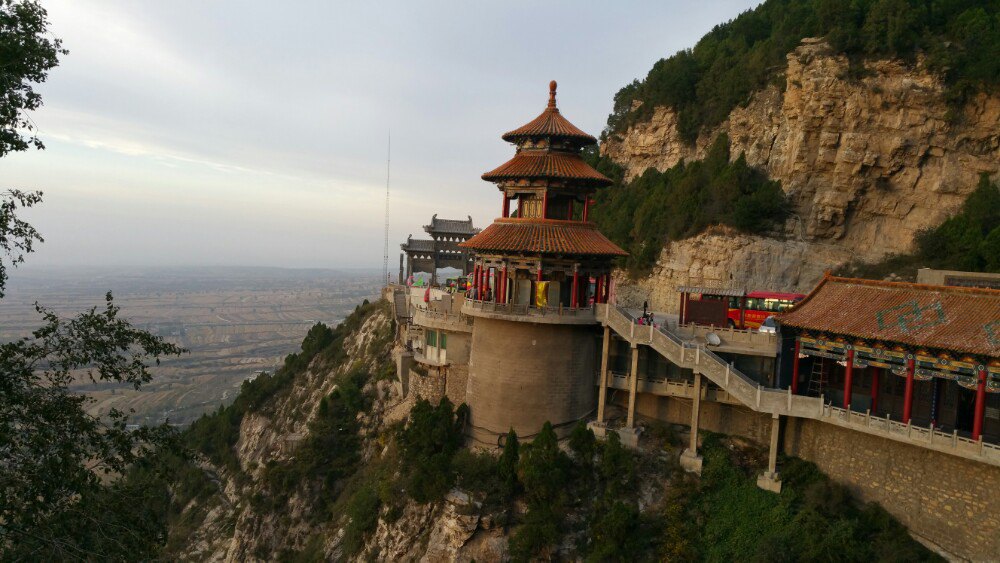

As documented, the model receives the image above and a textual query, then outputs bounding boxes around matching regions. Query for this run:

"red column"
[870,367,880,415]
[595,276,603,304]
[903,358,915,423]
[502,194,510,218]
[541,192,548,218]
[473,265,480,298]
[571,270,579,308]
[791,340,801,394]
[536,266,543,282]
[583,197,590,221]
[843,349,854,409]
[973,367,988,441]
[605,274,612,304]
[680,292,687,324]
[568,200,574,220]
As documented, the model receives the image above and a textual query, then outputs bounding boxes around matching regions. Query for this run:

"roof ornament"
[548,80,557,109]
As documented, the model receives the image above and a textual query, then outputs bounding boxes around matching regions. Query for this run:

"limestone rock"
[602,39,1000,295]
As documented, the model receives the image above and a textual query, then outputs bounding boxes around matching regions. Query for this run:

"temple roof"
[401,237,435,252]
[424,214,479,235]
[777,275,1000,359]
[481,151,611,186]
[459,218,627,257]
[501,82,596,145]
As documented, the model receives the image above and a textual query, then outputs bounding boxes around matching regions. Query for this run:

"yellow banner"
[535,281,549,308]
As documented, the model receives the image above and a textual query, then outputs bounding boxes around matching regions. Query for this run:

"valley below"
[0,266,379,426]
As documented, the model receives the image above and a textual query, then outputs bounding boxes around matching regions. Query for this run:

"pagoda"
[459,80,626,308]
[458,81,627,442]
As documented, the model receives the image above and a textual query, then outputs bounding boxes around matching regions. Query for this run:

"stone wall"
[465,318,599,442]
[408,364,446,404]
[446,365,469,406]
[785,418,1000,560]
[625,392,1000,560]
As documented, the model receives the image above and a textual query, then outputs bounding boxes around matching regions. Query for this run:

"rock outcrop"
[603,39,1000,305]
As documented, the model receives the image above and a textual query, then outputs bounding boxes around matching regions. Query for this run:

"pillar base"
[587,422,640,449]
[679,448,703,474]
[756,471,782,493]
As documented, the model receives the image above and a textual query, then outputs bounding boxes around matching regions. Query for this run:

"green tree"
[397,398,465,502]
[498,428,520,499]
[0,3,186,558]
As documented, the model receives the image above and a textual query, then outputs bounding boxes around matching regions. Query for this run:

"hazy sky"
[4,1,759,270]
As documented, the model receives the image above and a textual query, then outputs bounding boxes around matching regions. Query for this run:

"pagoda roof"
[481,151,612,186]
[424,215,479,235]
[777,275,1000,359]
[459,218,627,257]
[502,81,597,145]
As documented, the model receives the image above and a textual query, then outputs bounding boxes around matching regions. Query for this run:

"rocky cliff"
[604,39,1000,309]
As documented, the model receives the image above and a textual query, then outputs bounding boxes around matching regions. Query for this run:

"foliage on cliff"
[605,0,1000,142]
[587,135,789,277]
[840,175,1000,279]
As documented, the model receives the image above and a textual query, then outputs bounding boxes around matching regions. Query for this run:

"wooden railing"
[412,307,473,332]
[463,299,597,322]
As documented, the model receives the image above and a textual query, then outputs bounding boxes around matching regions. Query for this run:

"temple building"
[777,275,1000,443]
[385,86,1000,560]
[399,215,479,284]
[454,81,626,441]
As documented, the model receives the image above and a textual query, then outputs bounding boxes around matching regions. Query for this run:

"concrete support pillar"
[597,326,610,423]
[626,345,639,428]
[680,371,704,474]
[973,367,987,441]
[757,413,783,493]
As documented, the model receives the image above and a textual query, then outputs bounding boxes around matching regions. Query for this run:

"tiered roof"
[461,81,625,258]
[482,152,612,185]
[461,218,626,256]
[777,275,1000,358]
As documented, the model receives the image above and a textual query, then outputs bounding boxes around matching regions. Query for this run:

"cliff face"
[603,39,1000,308]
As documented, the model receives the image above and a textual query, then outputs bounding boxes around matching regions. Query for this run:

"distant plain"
[0,266,379,425]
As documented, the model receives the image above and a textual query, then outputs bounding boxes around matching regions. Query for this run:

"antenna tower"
[382,131,391,286]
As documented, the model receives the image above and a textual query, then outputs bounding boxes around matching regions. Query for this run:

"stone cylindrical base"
[465,317,598,443]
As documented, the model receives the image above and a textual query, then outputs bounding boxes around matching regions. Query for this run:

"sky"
[4,0,760,270]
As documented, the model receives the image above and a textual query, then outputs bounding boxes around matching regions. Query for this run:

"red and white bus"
[678,287,805,329]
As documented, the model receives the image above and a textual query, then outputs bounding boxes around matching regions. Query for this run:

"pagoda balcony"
[462,299,598,325]
[412,306,473,334]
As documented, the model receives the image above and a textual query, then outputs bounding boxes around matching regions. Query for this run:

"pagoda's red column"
[541,193,548,219]
[791,340,801,394]
[870,367,880,415]
[568,200,574,219]
[973,367,987,441]
[903,358,915,423]
[571,270,579,308]
[582,197,590,221]
[472,265,480,298]
[595,276,603,304]
[502,194,510,218]
[843,349,854,409]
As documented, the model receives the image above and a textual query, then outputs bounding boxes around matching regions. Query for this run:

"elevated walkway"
[594,304,1000,468]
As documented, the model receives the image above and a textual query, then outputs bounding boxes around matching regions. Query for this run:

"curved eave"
[458,218,627,257]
